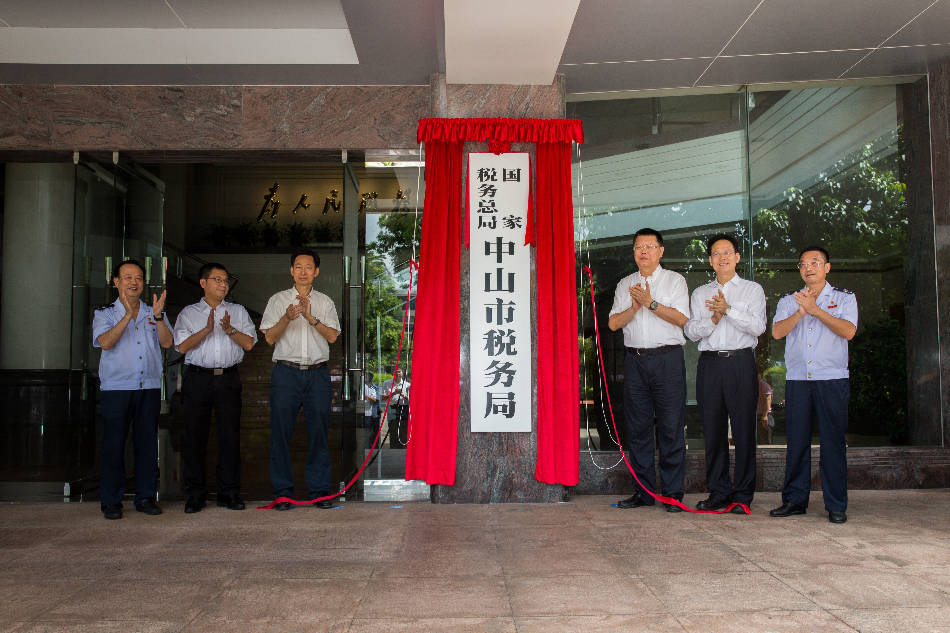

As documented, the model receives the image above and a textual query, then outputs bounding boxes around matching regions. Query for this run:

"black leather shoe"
[770,502,806,517]
[102,504,122,520]
[730,504,750,515]
[314,498,334,509]
[184,497,206,514]
[617,494,648,509]
[828,510,848,524]
[696,496,730,511]
[217,494,245,510]
[273,501,295,511]
[135,499,163,515]
[664,502,683,513]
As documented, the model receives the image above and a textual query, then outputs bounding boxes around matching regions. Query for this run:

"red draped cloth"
[408,118,583,486]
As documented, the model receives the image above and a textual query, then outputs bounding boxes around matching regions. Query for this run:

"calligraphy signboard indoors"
[468,152,532,433]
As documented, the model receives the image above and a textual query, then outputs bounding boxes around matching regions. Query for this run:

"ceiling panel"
[843,44,950,78]
[0,0,181,28]
[168,0,349,29]
[562,0,760,63]
[722,0,936,56]
[561,57,713,93]
[886,0,950,47]
[699,50,868,86]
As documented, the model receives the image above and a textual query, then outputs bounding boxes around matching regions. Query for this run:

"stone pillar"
[930,61,950,448]
[0,163,75,370]
[429,73,570,503]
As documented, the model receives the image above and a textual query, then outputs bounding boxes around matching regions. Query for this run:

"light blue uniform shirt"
[774,282,858,381]
[93,298,164,391]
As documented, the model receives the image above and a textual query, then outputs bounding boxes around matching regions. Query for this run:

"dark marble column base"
[574,448,950,496]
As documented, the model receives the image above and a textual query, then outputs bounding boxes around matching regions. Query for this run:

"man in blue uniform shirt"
[93,259,173,520]
[770,246,857,524]
[174,263,258,513]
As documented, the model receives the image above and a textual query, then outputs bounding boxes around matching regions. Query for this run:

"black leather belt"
[626,344,679,356]
[277,360,327,371]
[700,348,754,357]
[187,364,237,376]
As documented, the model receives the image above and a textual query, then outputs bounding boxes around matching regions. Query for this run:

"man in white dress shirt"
[260,248,341,510]
[608,228,690,512]
[174,263,258,513]
[685,234,766,513]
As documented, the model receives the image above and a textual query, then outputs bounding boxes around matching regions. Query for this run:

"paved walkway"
[0,490,947,632]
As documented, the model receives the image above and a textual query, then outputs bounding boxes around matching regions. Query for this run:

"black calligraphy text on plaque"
[477,167,498,182]
[478,216,497,230]
[485,298,515,325]
[483,328,517,357]
[484,360,516,388]
[502,168,521,182]
[485,392,516,418]
[501,215,523,229]
[485,268,515,293]
[485,237,515,263]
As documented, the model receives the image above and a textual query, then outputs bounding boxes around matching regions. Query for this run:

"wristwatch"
[311,318,321,328]
[648,300,659,311]
[724,306,732,317]
[227,327,237,336]
[153,311,165,322]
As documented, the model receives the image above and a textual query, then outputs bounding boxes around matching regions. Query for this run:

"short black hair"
[706,234,740,256]
[291,247,320,268]
[113,259,145,280]
[633,228,663,246]
[198,262,229,279]
[799,245,830,264]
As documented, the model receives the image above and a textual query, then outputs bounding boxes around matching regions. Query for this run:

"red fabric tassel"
[405,140,464,485]
[418,118,584,144]
[534,142,580,486]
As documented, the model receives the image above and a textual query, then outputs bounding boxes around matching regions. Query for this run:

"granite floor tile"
[773,570,950,610]
[373,542,503,578]
[181,617,351,632]
[830,606,950,633]
[725,536,889,572]
[272,527,395,550]
[506,574,667,616]
[50,526,181,550]
[832,538,950,568]
[406,504,494,526]
[199,579,366,621]
[493,524,604,550]
[514,614,687,632]
[676,610,858,632]
[0,579,96,621]
[246,551,380,579]
[498,543,629,577]
[14,621,186,633]
[161,527,276,551]
[41,580,224,621]
[347,617,517,632]
[617,542,760,575]
[357,578,511,618]
[489,504,585,526]
[641,571,819,614]
[0,527,70,549]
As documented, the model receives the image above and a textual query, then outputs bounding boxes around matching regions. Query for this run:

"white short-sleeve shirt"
[608,265,688,348]
[173,298,258,369]
[684,275,767,351]
[260,287,341,364]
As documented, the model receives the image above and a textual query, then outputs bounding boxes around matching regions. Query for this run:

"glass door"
[68,158,164,497]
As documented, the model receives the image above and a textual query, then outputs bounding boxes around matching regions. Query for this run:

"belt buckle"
[717,351,729,357]
[299,364,311,370]
[213,369,224,376]
[636,348,645,356]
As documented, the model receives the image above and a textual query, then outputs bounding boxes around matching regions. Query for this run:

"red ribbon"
[583,266,750,515]
[257,260,419,510]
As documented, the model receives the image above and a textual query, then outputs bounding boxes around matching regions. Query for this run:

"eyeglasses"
[710,251,735,258]
[797,261,825,269]
[207,276,230,284]
[633,244,661,251]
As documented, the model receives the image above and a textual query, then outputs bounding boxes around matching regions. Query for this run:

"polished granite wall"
[0,85,429,152]
[430,73,568,504]
[931,61,950,449]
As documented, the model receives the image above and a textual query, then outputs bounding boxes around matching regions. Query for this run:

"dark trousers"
[182,368,242,498]
[623,346,686,503]
[269,363,332,499]
[388,405,409,448]
[696,353,758,503]
[783,379,850,512]
[99,389,160,510]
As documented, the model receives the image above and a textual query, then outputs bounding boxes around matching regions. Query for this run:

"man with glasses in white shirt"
[608,228,690,512]
[174,263,257,513]
[260,248,341,510]
[685,234,766,513]
[770,246,857,524]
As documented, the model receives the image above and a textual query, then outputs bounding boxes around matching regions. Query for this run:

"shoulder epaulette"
[779,291,796,299]
[834,287,854,295]
[96,303,113,311]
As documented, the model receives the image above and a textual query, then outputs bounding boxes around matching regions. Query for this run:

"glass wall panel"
[749,85,911,446]
[569,93,750,453]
